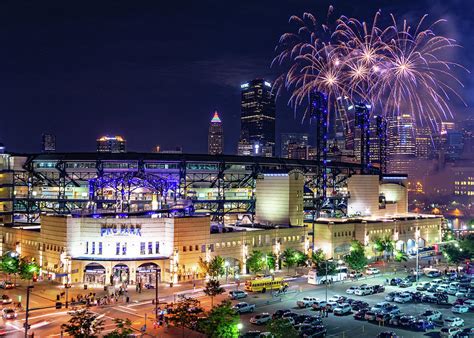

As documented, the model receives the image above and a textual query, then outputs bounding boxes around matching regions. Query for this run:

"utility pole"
[24,285,33,338]
[325,260,328,302]
[155,268,160,324]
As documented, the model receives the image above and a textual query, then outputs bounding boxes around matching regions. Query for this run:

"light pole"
[155,268,160,324]
[325,260,328,302]
[415,243,419,283]
[24,285,33,338]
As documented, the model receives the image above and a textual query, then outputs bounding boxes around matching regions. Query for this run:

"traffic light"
[55,302,62,309]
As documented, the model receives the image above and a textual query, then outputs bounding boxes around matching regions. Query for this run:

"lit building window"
[122,243,127,255]
[140,242,145,255]
[116,243,120,255]
[156,242,160,254]
[91,242,95,255]
[98,242,102,255]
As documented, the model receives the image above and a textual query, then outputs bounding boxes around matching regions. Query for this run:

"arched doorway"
[84,263,106,285]
[418,237,426,248]
[136,263,161,288]
[407,239,416,254]
[112,264,130,285]
[395,240,405,252]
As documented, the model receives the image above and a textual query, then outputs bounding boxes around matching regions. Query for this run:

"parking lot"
[232,274,474,337]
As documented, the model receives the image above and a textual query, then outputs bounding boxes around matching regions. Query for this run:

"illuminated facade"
[415,126,431,159]
[281,133,309,159]
[97,135,126,153]
[208,111,224,155]
[240,79,276,157]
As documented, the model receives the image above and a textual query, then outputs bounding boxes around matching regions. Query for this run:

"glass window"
[91,242,95,255]
[85,241,89,254]
[148,242,153,254]
[98,242,102,255]
[189,245,193,252]
[122,243,127,255]
[116,242,120,255]
[140,242,145,255]
[201,245,206,253]
[155,242,160,254]
[183,246,186,252]
[195,245,198,251]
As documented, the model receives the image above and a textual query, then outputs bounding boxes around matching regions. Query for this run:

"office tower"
[415,126,432,159]
[97,135,126,153]
[446,131,464,160]
[354,104,371,172]
[42,133,56,153]
[208,111,224,155]
[239,79,276,157]
[371,116,387,172]
[440,121,455,135]
[388,114,416,156]
[281,133,309,158]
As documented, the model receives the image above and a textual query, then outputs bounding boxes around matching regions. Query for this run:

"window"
[155,242,160,254]
[148,242,153,254]
[91,242,95,255]
[189,245,193,252]
[116,242,120,255]
[209,244,214,252]
[98,242,102,255]
[85,241,89,254]
[183,246,187,252]
[195,245,198,251]
[122,243,127,255]
[140,242,146,255]
[201,245,206,253]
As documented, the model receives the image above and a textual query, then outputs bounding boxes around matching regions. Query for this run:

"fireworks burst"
[273,7,466,129]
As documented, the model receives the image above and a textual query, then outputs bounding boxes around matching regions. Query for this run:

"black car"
[352,301,369,311]
[399,315,417,326]
[272,309,291,319]
[303,315,323,326]
[241,331,261,338]
[422,294,437,303]
[404,275,416,282]
[377,331,398,338]
[433,293,449,304]
[302,325,327,338]
[354,309,368,320]
[411,291,423,302]
[294,314,312,325]
[390,278,402,286]
[373,285,385,293]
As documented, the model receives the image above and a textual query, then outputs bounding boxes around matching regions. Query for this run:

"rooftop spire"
[211,110,222,123]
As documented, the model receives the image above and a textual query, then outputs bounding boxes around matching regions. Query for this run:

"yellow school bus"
[244,276,288,293]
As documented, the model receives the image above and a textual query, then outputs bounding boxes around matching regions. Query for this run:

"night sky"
[0,0,472,154]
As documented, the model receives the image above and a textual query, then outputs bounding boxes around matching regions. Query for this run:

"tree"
[267,318,299,338]
[311,248,326,266]
[104,318,133,338]
[18,258,40,281]
[208,256,225,279]
[310,249,336,276]
[61,308,105,338]
[294,250,308,267]
[344,240,368,272]
[393,250,409,263]
[0,252,19,275]
[280,248,297,273]
[203,279,225,307]
[373,235,394,260]
[168,297,203,338]
[246,251,275,274]
[200,300,240,338]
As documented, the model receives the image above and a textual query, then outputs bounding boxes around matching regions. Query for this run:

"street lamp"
[237,323,243,331]
[224,261,230,283]
[415,243,419,283]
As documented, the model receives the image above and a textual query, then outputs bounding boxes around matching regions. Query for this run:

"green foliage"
[200,300,240,338]
[0,252,19,275]
[310,248,336,275]
[267,318,299,338]
[168,297,203,337]
[344,240,368,272]
[281,248,297,273]
[442,235,474,264]
[18,258,40,281]
[104,318,133,338]
[203,279,225,307]
[373,235,394,259]
[294,250,308,267]
[311,248,326,266]
[246,251,275,274]
[60,308,104,338]
[199,256,226,279]
[393,250,409,263]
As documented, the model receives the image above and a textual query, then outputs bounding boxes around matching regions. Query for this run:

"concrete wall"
[347,175,380,216]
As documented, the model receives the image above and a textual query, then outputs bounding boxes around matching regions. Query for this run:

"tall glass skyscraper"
[239,79,276,157]
[208,111,224,155]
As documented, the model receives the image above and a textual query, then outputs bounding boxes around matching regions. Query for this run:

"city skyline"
[0,0,472,154]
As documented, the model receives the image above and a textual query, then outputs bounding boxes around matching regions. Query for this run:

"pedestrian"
[325,309,329,317]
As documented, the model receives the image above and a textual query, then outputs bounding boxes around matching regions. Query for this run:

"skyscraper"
[415,126,432,159]
[239,79,276,157]
[208,111,224,155]
[97,135,126,153]
[388,114,416,156]
[42,133,56,153]
[280,133,309,158]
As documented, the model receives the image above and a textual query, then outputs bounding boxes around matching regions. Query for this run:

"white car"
[328,295,342,303]
[312,300,327,310]
[437,284,449,293]
[355,286,372,296]
[451,304,469,314]
[440,326,462,337]
[333,303,352,315]
[463,299,474,310]
[394,293,412,303]
[371,302,391,313]
[1,308,16,319]
[365,268,380,275]
[420,310,442,321]
[444,316,465,327]
[229,290,248,300]
[232,302,255,314]
[250,313,272,325]
[346,286,358,294]
[297,297,319,308]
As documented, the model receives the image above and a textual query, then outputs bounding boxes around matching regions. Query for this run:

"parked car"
[297,297,319,308]
[411,319,435,332]
[294,314,312,325]
[375,312,391,323]
[377,331,398,338]
[311,300,327,310]
[457,327,474,338]
[383,305,400,315]
[272,309,291,319]
[364,311,377,321]
[346,286,358,294]
[427,285,439,293]
[1,308,16,319]
[371,302,391,313]
[349,271,363,279]
[389,314,404,326]
[250,313,272,325]
[0,295,12,305]
[399,280,413,288]
[390,278,402,286]
[325,301,338,312]
[420,310,442,321]
[328,295,343,303]
[439,326,462,337]
[444,317,464,327]
[0,282,14,290]
[301,325,327,338]
[425,269,441,278]
[232,302,255,314]
[416,282,431,291]
[394,293,412,303]
[229,290,248,300]
[333,303,352,316]
[437,284,449,293]
[399,315,417,327]
[463,299,474,310]
[385,292,400,302]
[355,286,372,296]
[451,304,469,314]
[351,301,369,311]
[422,294,438,303]
[373,285,385,293]
[366,267,380,275]
[354,309,368,320]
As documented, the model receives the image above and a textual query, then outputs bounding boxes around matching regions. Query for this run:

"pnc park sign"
[100,224,142,237]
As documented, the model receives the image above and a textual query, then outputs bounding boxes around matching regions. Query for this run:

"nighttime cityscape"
[0,1,473,337]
